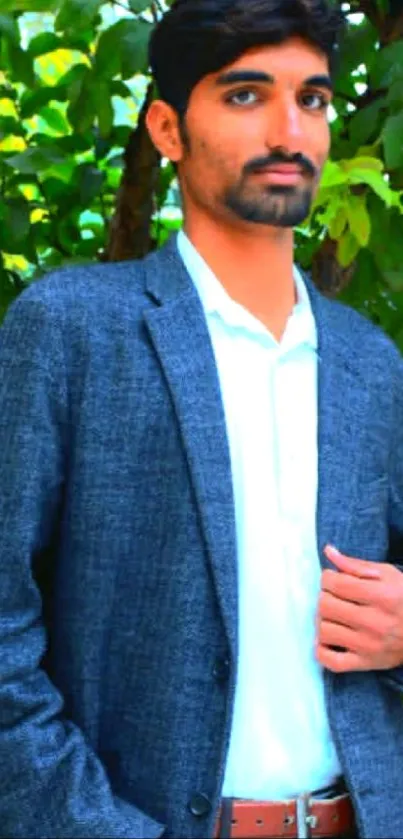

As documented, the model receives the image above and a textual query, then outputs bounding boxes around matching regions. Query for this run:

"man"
[0,0,403,837]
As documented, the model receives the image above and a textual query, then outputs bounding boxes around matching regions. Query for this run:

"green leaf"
[75,164,104,205]
[56,213,81,252]
[382,113,403,170]
[0,0,59,9]
[387,80,403,107]
[108,124,132,147]
[94,83,114,137]
[334,17,378,83]
[110,80,134,98]
[328,206,347,240]
[337,229,361,268]
[346,168,397,206]
[0,116,25,138]
[5,42,35,86]
[349,99,385,148]
[0,13,19,42]
[55,0,102,32]
[345,195,371,247]
[5,146,67,175]
[20,85,67,118]
[41,177,73,204]
[318,161,348,188]
[0,269,23,323]
[393,328,403,354]
[38,105,69,134]
[94,18,153,80]
[121,19,153,78]
[94,20,126,79]
[67,69,97,133]
[368,195,403,279]
[57,62,89,91]
[342,156,384,174]
[4,197,30,243]
[27,32,61,57]
[383,270,403,292]
[128,0,151,11]
[371,40,403,88]
[57,132,94,153]
[0,83,16,99]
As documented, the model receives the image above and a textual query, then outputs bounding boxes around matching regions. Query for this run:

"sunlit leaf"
[337,229,361,268]
[345,195,371,247]
[328,206,348,240]
[318,161,348,188]
[341,156,384,173]
[38,104,69,134]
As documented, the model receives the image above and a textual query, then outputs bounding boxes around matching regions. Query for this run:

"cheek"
[187,133,240,181]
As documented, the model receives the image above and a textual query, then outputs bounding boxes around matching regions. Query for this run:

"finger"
[321,570,379,605]
[318,619,381,656]
[315,643,369,673]
[319,591,375,630]
[324,545,381,579]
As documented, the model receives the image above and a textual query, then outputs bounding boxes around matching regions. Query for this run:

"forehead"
[209,37,330,86]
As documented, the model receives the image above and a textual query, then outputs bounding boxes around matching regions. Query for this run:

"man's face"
[177,38,332,228]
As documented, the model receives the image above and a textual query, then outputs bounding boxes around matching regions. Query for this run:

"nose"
[266,95,305,153]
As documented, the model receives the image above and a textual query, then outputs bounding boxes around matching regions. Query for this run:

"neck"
[183,213,296,341]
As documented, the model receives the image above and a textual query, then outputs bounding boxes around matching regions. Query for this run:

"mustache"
[243,151,317,178]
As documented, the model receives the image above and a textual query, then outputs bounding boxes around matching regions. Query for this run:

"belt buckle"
[296,793,319,839]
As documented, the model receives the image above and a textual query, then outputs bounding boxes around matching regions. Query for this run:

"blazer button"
[188,793,212,818]
[213,657,230,684]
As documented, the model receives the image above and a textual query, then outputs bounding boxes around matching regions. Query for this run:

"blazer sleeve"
[380,347,403,692]
[0,288,164,839]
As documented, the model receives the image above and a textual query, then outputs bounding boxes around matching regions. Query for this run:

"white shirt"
[177,230,341,800]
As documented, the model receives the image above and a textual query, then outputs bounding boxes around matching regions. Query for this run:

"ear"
[146,100,184,162]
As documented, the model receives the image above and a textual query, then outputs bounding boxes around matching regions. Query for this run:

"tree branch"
[102,85,161,261]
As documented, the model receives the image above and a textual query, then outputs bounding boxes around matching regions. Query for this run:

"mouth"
[250,165,307,186]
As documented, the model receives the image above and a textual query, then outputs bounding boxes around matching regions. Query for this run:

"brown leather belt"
[214,792,355,838]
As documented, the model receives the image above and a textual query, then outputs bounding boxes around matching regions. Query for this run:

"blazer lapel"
[308,283,371,568]
[142,238,238,656]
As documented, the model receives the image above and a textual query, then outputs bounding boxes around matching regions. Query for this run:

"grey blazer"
[0,236,402,839]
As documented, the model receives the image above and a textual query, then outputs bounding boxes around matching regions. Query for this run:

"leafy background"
[0,0,402,350]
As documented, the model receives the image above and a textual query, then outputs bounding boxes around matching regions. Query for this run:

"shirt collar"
[177,229,317,351]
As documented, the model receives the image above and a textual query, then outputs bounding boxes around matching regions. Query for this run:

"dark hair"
[149,0,345,115]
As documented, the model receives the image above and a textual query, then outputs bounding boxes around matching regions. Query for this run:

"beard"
[224,181,314,228]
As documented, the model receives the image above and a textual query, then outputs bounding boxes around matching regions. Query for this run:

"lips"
[253,164,304,176]
[250,165,306,186]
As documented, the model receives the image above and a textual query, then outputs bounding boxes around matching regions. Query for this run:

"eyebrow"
[215,70,274,86]
[215,70,333,92]
[305,74,333,92]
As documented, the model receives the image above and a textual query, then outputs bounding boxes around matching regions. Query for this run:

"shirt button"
[213,657,230,684]
[188,793,212,818]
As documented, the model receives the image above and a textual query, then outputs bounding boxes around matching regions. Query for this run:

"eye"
[300,91,329,111]
[226,89,260,107]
